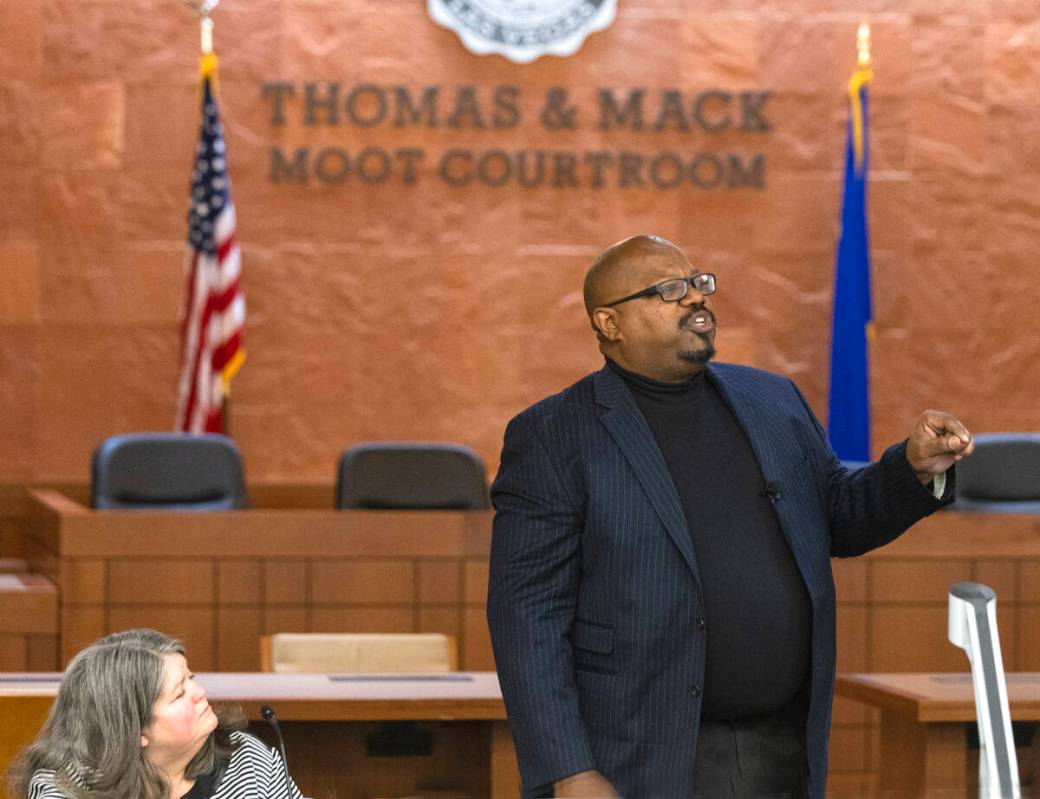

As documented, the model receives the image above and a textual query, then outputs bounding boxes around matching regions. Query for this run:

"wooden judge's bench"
[21,487,499,673]
[5,486,1040,794]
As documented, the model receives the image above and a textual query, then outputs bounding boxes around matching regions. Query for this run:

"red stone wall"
[1,0,1038,483]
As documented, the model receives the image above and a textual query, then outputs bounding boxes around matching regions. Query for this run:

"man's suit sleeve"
[487,413,598,792]
[788,380,952,556]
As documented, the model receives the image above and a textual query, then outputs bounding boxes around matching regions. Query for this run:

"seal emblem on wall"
[428,0,617,64]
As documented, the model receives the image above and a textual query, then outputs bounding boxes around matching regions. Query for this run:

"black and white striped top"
[26,732,303,799]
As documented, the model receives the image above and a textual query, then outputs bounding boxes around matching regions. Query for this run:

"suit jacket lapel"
[705,365,780,484]
[707,365,823,593]
[594,366,700,583]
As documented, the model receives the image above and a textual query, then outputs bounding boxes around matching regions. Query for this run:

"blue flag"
[828,67,873,462]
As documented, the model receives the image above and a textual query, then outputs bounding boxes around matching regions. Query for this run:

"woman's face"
[140,653,218,769]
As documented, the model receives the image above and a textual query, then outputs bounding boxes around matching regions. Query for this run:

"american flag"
[175,53,245,433]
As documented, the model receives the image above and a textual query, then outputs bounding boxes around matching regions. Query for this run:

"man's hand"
[906,409,975,484]
[553,770,619,798]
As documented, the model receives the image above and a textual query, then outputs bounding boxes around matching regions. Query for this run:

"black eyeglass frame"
[603,273,717,308]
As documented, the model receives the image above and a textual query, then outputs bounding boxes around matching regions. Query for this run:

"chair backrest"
[336,442,488,510]
[91,433,246,510]
[260,633,457,674]
[954,433,1040,512]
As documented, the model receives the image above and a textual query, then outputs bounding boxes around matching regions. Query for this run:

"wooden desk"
[0,671,519,799]
[835,672,1040,797]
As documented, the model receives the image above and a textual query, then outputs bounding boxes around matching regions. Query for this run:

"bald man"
[487,235,973,798]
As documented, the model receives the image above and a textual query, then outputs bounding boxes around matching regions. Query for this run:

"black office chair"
[91,433,246,510]
[336,442,489,510]
[953,433,1040,513]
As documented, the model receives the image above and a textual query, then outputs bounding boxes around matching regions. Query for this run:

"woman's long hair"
[7,628,245,799]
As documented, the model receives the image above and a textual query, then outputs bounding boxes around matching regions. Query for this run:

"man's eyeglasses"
[603,273,717,307]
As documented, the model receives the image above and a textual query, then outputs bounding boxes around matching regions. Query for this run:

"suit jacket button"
[696,617,706,631]
[690,683,702,697]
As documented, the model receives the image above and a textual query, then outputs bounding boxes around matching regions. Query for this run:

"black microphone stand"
[261,704,296,799]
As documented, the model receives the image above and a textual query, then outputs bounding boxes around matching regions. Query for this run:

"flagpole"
[190,0,234,437]
[176,0,244,435]
[195,2,225,434]
[195,0,227,436]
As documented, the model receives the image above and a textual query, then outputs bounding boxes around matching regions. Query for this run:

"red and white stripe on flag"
[175,53,245,433]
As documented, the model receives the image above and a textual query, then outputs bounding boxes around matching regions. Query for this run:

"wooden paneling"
[0,482,330,560]
[59,605,104,664]
[464,607,496,672]
[310,607,416,635]
[0,574,57,671]
[835,606,868,672]
[1015,607,1040,670]
[310,560,416,605]
[26,635,57,671]
[263,559,308,604]
[0,482,87,559]
[216,606,263,671]
[30,500,483,559]
[832,558,868,602]
[217,560,262,604]
[263,606,308,636]
[108,559,216,605]
[0,637,27,671]
[263,720,493,799]
[1022,562,1040,602]
[871,560,972,603]
[0,575,57,633]
[0,694,53,798]
[831,694,870,725]
[56,558,105,604]
[25,491,495,672]
[975,559,1018,600]
[465,559,490,605]
[827,725,871,772]
[419,559,462,604]
[870,606,965,673]
[420,606,462,639]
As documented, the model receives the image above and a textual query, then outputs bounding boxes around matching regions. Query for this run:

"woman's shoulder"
[223,731,280,772]
[227,730,275,758]
[214,732,295,797]
[25,770,72,799]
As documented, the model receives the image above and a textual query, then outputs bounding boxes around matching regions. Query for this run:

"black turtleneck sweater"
[608,359,812,721]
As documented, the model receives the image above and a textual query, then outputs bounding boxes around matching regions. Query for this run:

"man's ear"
[591,308,620,341]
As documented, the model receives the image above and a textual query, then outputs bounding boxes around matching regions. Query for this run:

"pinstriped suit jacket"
[487,362,948,798]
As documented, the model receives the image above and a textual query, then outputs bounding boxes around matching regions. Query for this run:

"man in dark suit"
[487,235,974,798]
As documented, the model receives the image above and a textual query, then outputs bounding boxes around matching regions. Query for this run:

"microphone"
[759,482,781,504]
[260,704,295,798]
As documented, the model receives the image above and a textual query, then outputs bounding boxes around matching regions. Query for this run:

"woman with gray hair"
[8,629,303,799]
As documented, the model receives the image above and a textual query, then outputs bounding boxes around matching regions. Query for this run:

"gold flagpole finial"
[185,0,221,54]
[200,17,214,54]
[856,20,872,69]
